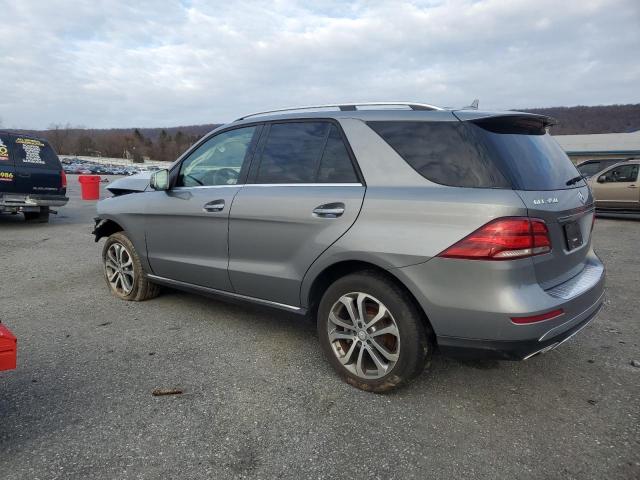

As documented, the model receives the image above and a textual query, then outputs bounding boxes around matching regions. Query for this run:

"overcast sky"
[1,0,638,129]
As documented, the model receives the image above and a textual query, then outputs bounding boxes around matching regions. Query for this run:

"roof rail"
[234,102,445,121]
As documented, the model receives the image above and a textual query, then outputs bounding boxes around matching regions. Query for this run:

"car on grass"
[92,102,605,392]
[0,131,68,222]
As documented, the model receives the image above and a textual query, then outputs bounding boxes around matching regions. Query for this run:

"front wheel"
[317,271,432,392]
[102,232,160,301]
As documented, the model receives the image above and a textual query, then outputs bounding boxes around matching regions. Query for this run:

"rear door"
[228,120,365,307]
[12,136,64,196]
[0,133,17,193]
[590,163,640,209]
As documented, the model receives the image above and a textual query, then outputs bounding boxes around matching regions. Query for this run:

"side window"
[316,126,358,183]
[255,122,358,184]
[604,164,639,183]
[178,126,256,187]
[368,121,511,188]
[256,122,328,184]
[13,137,60,170]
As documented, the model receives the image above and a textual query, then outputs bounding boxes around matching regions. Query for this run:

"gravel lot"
[1,176,638,479]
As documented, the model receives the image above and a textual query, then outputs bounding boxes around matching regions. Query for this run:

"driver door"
[144,125,261,290]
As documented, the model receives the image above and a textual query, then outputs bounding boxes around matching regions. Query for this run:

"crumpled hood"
[106,172,152,195]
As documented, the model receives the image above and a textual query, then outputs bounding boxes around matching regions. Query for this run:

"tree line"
[13,123,221,162]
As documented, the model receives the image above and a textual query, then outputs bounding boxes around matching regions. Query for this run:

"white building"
[554,130,640,163]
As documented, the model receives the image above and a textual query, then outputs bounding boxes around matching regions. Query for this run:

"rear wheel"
[102,232,160,301]
[317,271,432,392]
[24,207,49,223]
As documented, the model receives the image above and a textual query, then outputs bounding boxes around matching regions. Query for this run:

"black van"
[0,131,68,222]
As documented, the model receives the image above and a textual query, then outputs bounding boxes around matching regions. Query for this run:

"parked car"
[588,160,640,212]
[0,322,17,371]
[93,103,605,392]
[576,158,630,179]
[0,131,68,222]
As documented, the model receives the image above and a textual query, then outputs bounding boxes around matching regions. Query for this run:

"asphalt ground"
[0,176,638,479]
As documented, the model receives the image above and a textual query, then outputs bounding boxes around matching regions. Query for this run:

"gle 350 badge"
[533,197,559,205]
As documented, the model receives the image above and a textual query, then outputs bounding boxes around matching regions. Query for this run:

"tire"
[102,232,160,301]
[317,270,432,393]
[24,207,49,223]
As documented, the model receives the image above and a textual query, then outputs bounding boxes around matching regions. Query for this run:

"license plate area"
[563,221,583,251]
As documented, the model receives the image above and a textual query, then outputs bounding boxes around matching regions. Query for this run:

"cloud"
[0,0,638,128]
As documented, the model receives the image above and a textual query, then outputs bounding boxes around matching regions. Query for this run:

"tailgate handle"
[313,203,345,218]
[203,200,225,212]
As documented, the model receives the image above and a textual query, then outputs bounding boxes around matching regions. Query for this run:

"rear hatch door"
[13,136,65,196]
[457,112,593,288]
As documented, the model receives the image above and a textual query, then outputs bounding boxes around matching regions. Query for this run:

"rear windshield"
[368,118,584,191]
[13,137,61,170]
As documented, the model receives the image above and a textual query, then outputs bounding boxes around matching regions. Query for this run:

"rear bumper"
[437,294,603,360]
[0,193,68,210]
[395,248,606,358]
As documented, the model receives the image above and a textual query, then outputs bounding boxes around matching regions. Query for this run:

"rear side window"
[13,137,60,170]
[369,118,584,191]
[255,122,357,184]
[368,121,510,188]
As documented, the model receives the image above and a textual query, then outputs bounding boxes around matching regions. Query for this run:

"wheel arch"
[93,217,125,242]
[303,259,436,339]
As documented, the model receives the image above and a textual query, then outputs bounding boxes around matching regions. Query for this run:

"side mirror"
[597,175,606,184]
[150,169,169,191]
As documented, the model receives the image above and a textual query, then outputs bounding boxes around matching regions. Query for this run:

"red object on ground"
[78,175,101,200]
[0,323,17,371]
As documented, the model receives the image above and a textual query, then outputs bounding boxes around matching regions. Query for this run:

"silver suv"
[93,102,605,392]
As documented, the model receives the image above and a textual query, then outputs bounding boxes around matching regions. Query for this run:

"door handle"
[627,184,637,189]
[18,172,31,178]
[313,202,345,218]
[203,199,225,212]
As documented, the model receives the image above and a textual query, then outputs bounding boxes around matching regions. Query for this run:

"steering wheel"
[213,168,239,185]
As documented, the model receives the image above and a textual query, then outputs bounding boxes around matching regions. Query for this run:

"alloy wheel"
[105,242,135,296]
[327,292,401,379]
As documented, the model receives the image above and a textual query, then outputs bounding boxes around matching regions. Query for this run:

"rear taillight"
[438,217,552,261]
[61,170,67,189]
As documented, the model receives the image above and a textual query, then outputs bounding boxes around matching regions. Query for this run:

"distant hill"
[521,104,640,135]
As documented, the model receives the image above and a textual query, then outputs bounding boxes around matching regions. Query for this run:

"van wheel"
[24,207,49,223]
[102,232,160,301]
[317,271,432,393]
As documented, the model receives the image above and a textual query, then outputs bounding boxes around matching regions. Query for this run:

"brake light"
[61,170,67,189]
[438,217,552,260]
[511,308,564,324]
